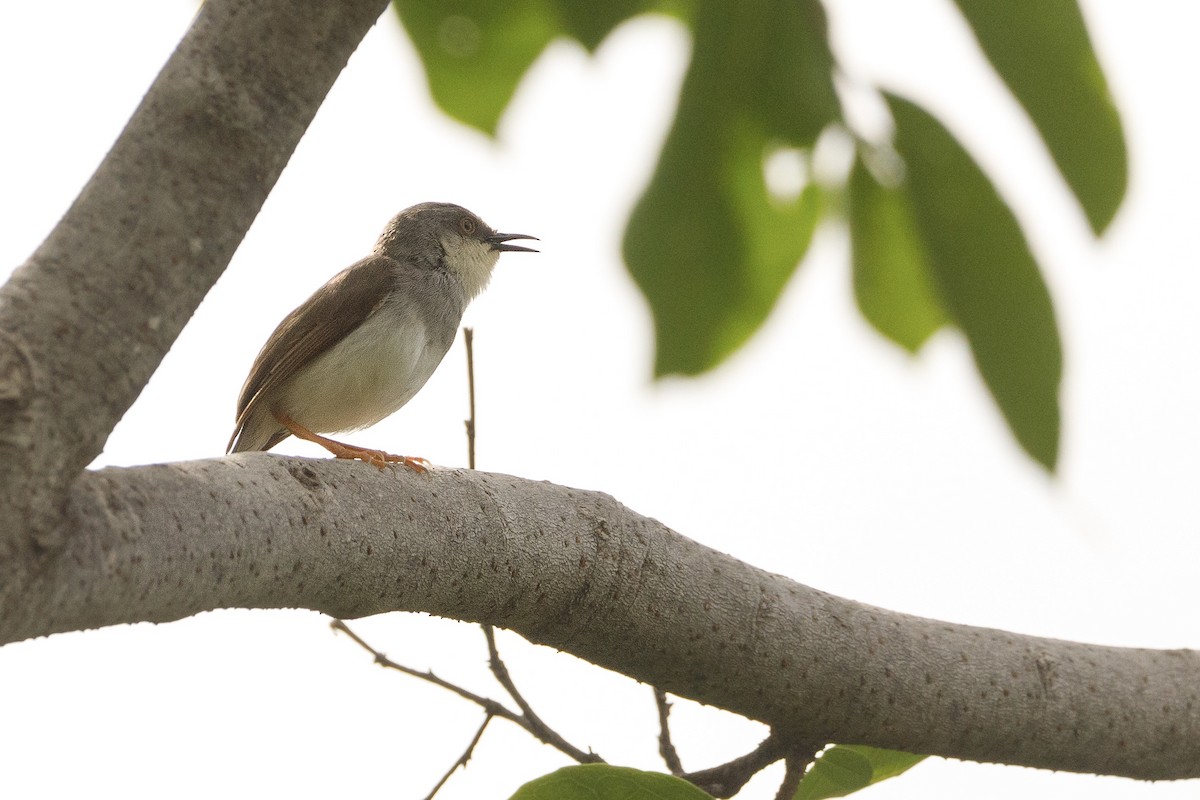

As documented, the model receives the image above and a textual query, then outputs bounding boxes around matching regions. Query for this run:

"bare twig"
[483,624,603,763]
[459,327,767,785]
[331,619,517,722]
[463,327,476,470]
[654,688,685,775]
[374,327,777,790]
[421,714,493,800]
[332,619,602,765]
[461,331,598,761]
[681,732,789,798]
[658,692,821,796]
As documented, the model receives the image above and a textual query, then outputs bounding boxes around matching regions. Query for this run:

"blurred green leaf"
[510,765,713,800]
[393,0,554,135]
[848,154,947,353]
[394,0,679,134]
[952,0,1127,234]
[624,0,837,376]
[396,0,1094,454]
[795,746,926,800]
[555,0,682,52]
[886,94,1062,470]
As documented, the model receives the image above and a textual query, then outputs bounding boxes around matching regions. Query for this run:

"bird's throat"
[442,237,499,301]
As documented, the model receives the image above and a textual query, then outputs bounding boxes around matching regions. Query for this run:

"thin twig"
[421,714,493,800]
[331,619,519,723]
[682,732,789,799]
[483,624,604,764]
[463,327,476,470]
[654,688,685,775]
[332,619,602,765]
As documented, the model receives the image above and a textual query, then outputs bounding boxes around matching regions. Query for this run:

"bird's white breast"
[278,306,447,435]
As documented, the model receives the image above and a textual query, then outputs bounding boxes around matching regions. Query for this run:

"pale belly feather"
[278,309,448,434]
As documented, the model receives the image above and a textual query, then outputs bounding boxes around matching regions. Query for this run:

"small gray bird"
[226,202,537,470]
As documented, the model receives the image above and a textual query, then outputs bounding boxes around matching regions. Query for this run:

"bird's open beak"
[487,232,539,253]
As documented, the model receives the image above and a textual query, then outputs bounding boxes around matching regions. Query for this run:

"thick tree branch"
[0,0,388,555]
[4,0,1189,790]
[3,455,1197,780]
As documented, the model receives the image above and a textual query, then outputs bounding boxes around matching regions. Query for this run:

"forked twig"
[483,624,603,763]
[331,619,515,721]
[681,732,789,798]
[657,688,820,797]
[462,331,600,764]
[335,328,797,795]
[331,620,602,765]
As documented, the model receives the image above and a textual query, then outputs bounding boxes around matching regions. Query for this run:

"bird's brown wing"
[227,255,395,452]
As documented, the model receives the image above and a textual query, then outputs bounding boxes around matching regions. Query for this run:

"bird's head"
[375,202,538,301]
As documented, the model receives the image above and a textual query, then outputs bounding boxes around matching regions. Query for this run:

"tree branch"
[483,624,602,763]
[332,618,599,765]
[5,0,1188,790]
[3,455,1197,780]
[421,714,493,800]
[331,619,520,722]
[774,750,818,800]
[681,732,789,799]
[654,689,685,775]
[0,0,388,556]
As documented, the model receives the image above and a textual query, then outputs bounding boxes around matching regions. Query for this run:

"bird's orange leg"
[272,411,430,473]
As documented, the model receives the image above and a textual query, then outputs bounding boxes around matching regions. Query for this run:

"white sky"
[1,2,1198,798]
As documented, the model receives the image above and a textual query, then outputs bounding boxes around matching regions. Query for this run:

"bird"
[226,201,537,471]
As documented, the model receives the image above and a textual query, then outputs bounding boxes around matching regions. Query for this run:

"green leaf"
[795,746,871,800]
[393,0,554,135]
[838,746,926,783]
[886,94,1062,470]
[510,765,713,800]
[624,0,838,376]
[393,0,679,134]
[555,0,683,52]
[952,0,1127,235]
[848,154,947,353]
[795,746,926,800]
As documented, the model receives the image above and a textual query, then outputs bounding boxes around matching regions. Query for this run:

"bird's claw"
[376,452,431,473]
[328,442,429,473]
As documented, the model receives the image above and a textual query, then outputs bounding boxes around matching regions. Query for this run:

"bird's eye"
[459,216,476,235]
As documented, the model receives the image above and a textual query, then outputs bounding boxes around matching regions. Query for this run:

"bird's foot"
[325,440,430,473]
[361,449,431,473]
[273,411,430,472]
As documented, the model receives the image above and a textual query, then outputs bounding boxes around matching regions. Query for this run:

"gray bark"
[0,0,389,555]
[1,0,1197,786]
[2,455,1196,781]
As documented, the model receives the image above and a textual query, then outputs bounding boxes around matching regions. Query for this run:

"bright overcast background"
[2,2,1198,799]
